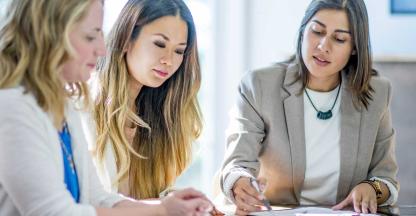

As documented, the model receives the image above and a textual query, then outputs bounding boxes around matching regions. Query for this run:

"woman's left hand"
[332,183,377,214]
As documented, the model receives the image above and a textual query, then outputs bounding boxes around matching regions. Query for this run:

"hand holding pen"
[232,177,272,215]
[250,178,272,211]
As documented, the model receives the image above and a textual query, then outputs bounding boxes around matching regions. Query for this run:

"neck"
[307,73,341,92]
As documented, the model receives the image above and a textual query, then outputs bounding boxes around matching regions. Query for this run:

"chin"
[148,83,164,88]
[82,71,93,81]
[145,79,166,88]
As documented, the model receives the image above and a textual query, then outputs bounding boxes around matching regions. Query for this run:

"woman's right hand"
[160,188,212,216]
[232,177,264,215]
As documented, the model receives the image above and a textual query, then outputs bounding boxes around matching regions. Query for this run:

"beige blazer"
[220,62,399,205]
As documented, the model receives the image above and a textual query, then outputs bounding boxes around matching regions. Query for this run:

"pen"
[250,178,272,211]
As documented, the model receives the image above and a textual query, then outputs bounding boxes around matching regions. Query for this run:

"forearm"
[96,200,164,216]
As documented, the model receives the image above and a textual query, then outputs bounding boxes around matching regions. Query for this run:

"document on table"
[249,206,378,216]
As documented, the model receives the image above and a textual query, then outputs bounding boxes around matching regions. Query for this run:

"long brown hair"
[294,0,376,109]
[0,0,96,128]
[94,0,202,199]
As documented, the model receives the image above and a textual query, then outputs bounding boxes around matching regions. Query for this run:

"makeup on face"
[300,9,355,92]
[126,15,188,91]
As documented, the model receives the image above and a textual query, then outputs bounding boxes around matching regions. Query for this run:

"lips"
[312,55,330,67]
[87,63,96,69]
[153,69,169,78]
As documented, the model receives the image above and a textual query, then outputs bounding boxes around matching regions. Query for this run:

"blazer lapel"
[336,72,361,202]
[282,63,306,203]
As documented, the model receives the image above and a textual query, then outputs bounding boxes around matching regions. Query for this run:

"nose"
[317,37,330,53]
[95,33,106,57]
[160,51,173,67]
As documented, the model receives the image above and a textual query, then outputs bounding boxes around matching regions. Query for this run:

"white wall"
[366,0,416,61]
[103,0,128,34]
[247,0,310,69]
[247,0,416,70]
[0,0,11,25]
[205,0,251,195]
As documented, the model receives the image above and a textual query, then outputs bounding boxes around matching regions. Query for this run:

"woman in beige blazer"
[220,0,398,215]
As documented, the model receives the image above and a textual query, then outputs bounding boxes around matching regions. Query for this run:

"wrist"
[360,179,383,200]
[223,171,254,202]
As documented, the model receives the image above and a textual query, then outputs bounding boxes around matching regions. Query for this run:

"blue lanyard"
[58,123,80,203]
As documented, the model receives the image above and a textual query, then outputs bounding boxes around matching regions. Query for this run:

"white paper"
[249,207,378,216]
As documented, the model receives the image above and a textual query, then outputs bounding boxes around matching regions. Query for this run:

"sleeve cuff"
[222,170,255,203]
[371,177,398,206]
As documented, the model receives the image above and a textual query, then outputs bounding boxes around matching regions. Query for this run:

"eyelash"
[154,41,165,48]
[335,38,346,43]
[175,49,185,55]
[312,29,323,35]
[86,36,96,42]
[153,41,185,55]
[312,29,346,44]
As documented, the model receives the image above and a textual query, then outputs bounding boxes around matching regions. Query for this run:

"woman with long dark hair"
[92,0,203,199]
[220,0,398,215]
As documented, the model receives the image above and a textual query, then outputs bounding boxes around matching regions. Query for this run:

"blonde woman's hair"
[94,0,202,199]
[0,0,97,127]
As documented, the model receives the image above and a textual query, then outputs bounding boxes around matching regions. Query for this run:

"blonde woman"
[92,0,202,199]
[0,0,211,215]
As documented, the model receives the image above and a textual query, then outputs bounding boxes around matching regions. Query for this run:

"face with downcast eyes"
[61,0,106,83]
[126,15,188,90]
[301,9,355,84]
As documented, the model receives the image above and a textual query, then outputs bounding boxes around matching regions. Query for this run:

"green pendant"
[317,110,333,120]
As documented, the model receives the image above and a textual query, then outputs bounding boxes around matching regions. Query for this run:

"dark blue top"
[59,123,80,203]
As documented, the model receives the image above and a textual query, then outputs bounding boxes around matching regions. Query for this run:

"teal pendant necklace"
[304,84,341,120]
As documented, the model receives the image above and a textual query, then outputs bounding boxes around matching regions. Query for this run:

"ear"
[124,42,132,53]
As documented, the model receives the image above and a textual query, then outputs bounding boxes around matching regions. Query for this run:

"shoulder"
[369,75,393,107]
[370,75,392,92]
[0,87,44,121]
[0,87,54,151]
[240,62,290,92]
[242,62,289,84]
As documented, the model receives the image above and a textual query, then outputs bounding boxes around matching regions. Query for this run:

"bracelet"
[361,180,382,199]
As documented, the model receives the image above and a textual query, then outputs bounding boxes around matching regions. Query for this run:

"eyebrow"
[154,33,187,45]
[311,19,351,34]
[87,27,102,33]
